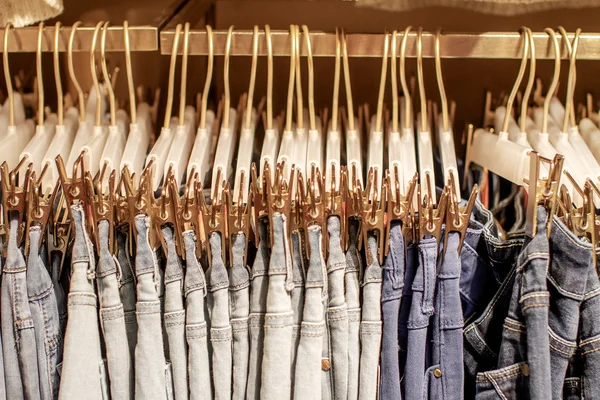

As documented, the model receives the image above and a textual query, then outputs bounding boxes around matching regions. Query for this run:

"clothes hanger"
[233,25,260,205]
[165,22,196,186]
[387,30,404,200]
[41,21,79,193]
[324,28,342,196]
[211,25,238,202]
[0,22,34,170]
[187,25,218,187]
[580,92,600,163]
[19,22,58,177]
[434,29,460,201]
[415,27,436,204]
[293,25,309,199]
[145,23,182,190]
[120,20,152,184]
[303,25,323,188]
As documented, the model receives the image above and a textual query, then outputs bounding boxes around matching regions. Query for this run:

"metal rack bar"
[0,25,158,52]
[160,29,600,59]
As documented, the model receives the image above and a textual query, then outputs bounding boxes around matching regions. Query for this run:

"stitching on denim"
[548,328,577,348]
[580,334,600,347]
[546,274,587,300]
[502,323,525,334]
[521,302,549,311]
[549,342,574,357]
[519,292,549,302]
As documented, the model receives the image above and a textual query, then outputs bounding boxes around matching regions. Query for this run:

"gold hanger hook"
[68,21,85,122]
[302,25,316,132]
[3,22,15,127]
[501,27,529,134]
[101,21,116,127]
[331,27,341,133]
[341,29,355,132]
[375,32,389,133]
[399,26,412,130]
[164,23,182,130]
[36,22,45,127]
[200,24,213,130]
[542,28,561,134]
[178,22,191,126]
[90,22,104,127]
[223,25,234,130]
[435,29,450,133]
[520,28,536,133]
[391,30,398,133]
[54,22,64,126]
[245,25,259,130]
[294,25,303,130]
[416,27,427,133]
[123,20,136,125]
[558,27,581,133]
[265,24,273,131]
[285,24,296,133]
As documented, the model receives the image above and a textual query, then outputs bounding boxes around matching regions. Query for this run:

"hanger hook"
[341,28,355,132]
[294,25,303,130]
[302,25,316,132]
[435,29,450,133]
[223,25,234,130]
[164,23,182,129]
[245,25,259,130]
[400,26,412,131]
[520,28,536,133]
[101,21,116,127]
[285,24,296,133]
[68,21,85,122]
[391,30,398,133]
[542,28,561,134]
[54,22,64,126]
[178,22,191,126]
[331,27,341,133]
[501,27,529,134]
[265,24,273,131]
[36,22,45,127]
[558,27,581,133]
[200,25,213,130]
[416,27,427,133]
[123,21,136,125]
[3,22,15,127]
[375,32,389,133]
[90,21,104,127]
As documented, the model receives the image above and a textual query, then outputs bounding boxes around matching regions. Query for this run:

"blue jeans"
[116,227,138,360]
[345,221,362,400]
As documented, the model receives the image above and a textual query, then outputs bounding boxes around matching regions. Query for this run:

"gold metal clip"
[443,171,478,256]
[226,169,252,266]
[25,165,59,255]
[357,167,386,265]
[418,178,448,243]
[2,160,33,247]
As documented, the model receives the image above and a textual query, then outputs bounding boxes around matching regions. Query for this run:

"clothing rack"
[159,29,600,59]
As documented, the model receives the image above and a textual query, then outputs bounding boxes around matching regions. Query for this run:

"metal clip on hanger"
[385,170,417,255]
[526,152,564,238]
[154,170,184,256]
[299,168,326,257]
[1,161,33,247]
[25,167,59,256]
[357,168,386,264]
[83,165,116,252]
[443,172,478,257]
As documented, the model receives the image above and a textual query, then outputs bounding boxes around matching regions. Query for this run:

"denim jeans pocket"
[424,365,443,400]
[475,362,530,400]
[99,360,110,400]
[165,362,174,400]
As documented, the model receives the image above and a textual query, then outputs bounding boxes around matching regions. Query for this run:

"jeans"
[134,215,170,400]
[27,226,62,400]
[247,218,269,400]
[326,216,348,400]
[116,227,138,359]
[49,251,68,337]
[380,222,404,400]
[162,226,188,400]
[183,231,212,400]
[260,213,294,400]
[399,243,417,399]
[59,206,107,400]
[578,250,600,399]
[97,221,134,400]
[359,233,383,400]
[427,232,463,400]
[0,238,5,400]
[290,230,306,392]
[293,226,327,400]
[229,233,250,400]
[345,220,362,400]
[207,232,233,400]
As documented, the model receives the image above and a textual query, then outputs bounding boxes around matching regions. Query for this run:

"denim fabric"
[579,252,600,399]
[116,227,138,358]
[290,229,306,392]
[97,221,134,400]
[58,206,107,400]
[207,233,233,400]
[229,233,250,400]
[134,215,170,400]
[247,218,269,400]
[326,216,348,400]
[50,251,67,336]
[399,243,417,399]
[293,226,327,400]
[428,232,463,400]
[476,206,552,399]
[161,226,188,400]
[380,222,404,400]
[260,213,294,400]
[359,233,383,400]
[183,231,212,400]
[0,239,5,400]
[345,220,362,400]
[27,226,62,400]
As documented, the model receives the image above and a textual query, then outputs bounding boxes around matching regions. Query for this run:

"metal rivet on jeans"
[321,359,331,371]
[521,364,530,377]
[433,368,442,378]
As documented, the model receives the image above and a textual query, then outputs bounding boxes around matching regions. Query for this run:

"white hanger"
[303,25,323,185]
[119,21,151,182]
[145,23,182,190]
[387,30,403,198]
[233,26,260,205]
[415,28,436,203]
[292,25,308,198]
[165,23,196,186]
[211,26,238,201]
[325,28,342,193]
[399,27,418,201]
[259,25,280,185]
[0,92,26,141]
[0,22,34,170]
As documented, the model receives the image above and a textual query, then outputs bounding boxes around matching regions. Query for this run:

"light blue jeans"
[345,221,362,400]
